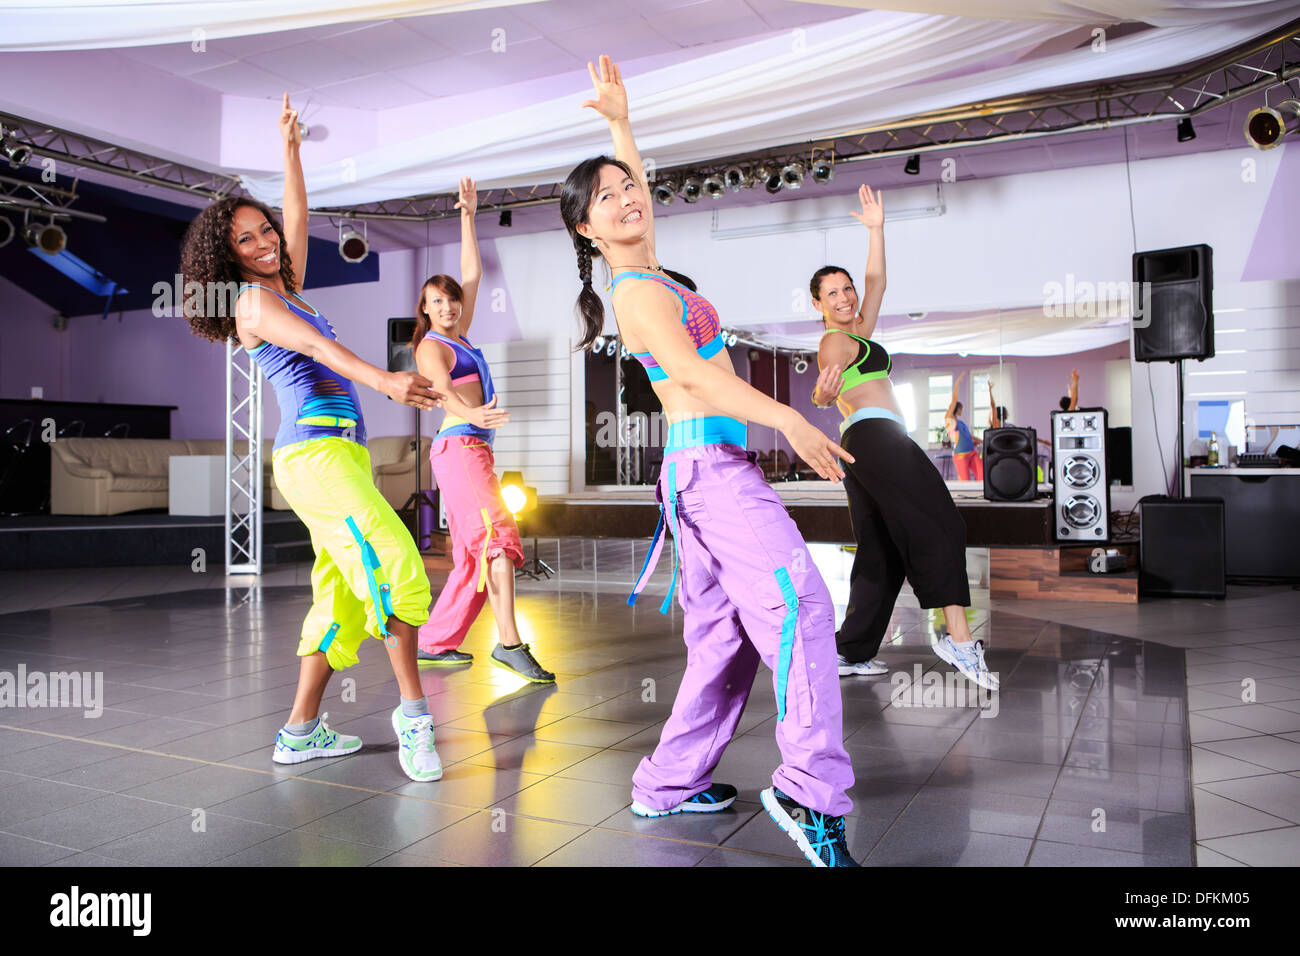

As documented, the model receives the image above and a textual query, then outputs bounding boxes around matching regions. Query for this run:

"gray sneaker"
[416,648,473,666]
[490,642,555,683]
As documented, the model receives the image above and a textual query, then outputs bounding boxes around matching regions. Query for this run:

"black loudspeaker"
[983,427,1038,502]
[1106,426,1132,486]
[1053,408,1109,542]
[1139,497,1226,598]
[387,317,418,373]
[1132,244,1214,362]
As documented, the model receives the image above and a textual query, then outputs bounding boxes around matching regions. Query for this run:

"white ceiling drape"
[791,0,1300,27]
[237,7,1295,206]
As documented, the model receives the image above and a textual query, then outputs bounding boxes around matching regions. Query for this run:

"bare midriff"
[836,378,902,420]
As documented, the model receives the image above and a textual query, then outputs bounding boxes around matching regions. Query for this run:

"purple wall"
[0,276,67,403]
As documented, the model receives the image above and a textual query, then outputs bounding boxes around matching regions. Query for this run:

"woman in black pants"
[809,185,996,691]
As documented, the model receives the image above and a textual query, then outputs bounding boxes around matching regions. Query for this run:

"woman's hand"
[849,184,883,229]
[455,176,477,218]
[384,372,443,410]
[813,363,842,407]
[278,92,301,149]
[783,414,853,482]
[582,54,628,122]
[466,395,510,430]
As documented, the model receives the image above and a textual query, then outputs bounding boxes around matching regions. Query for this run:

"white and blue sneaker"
[391,707,443,782]
[630,783,738,817]
[933,635,1000,691]
[838,655,889,677]
[761,787,859,867]
[272,713,361,764]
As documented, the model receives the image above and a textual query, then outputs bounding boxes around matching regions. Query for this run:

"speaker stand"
[515,526,554,581]
[1175,358,1185,499]
[398,406,437,550]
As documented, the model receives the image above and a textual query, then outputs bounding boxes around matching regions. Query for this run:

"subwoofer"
[983,427,1038,502]
[1139,497,1226,598]
[1053,408,1109,542]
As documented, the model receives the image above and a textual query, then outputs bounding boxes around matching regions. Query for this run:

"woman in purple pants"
[559,55,859,867]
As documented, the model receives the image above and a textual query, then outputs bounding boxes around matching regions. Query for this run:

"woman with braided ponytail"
[559,55,859,867]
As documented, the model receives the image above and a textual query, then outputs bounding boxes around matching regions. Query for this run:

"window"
[927,373,952,444]
[893,381,918,433]
[972,371,991,438]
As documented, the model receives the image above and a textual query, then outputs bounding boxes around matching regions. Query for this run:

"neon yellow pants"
[272,437,431,670]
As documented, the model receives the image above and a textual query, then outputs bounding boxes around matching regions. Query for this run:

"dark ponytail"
[561,155,635,351]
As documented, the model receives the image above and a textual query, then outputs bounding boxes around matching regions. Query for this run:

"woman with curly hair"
[179,94,445,783]
[561,55,858,867]
[409,176,554,683]
[808,188,994,693]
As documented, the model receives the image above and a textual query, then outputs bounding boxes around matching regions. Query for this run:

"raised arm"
[583,55,655,254]
[456,176,483,336]
[236,288,440,409]
[945,372,964,441]
[988,381,1000,428]
[414,337,507,429]
[1068,368,1079,411]
[278,93,309,286]
[852,185,886,338]
[618,283,852,480]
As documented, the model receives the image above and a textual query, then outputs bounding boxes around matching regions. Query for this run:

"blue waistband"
[840,406,906,435]
[665,416,747,451]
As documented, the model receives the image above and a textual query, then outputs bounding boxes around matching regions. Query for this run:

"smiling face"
[814,270,858,323]
[578,162,648,248]
[422,284,462,334]
[229,204,281,282]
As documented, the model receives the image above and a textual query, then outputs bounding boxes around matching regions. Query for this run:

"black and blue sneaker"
[630,783,738,818]
[760,787,860,867]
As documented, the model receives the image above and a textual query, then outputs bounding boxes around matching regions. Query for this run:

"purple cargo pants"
[628,440,854,817]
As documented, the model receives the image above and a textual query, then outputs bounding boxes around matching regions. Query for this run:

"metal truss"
[225,339,264,576]
[0,111,244,202]
[0,172,106,223]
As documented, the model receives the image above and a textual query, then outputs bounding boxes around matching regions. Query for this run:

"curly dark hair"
[178,196,297,342]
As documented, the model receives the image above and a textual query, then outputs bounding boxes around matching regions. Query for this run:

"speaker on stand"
[387,317,438,549]
[1133,244,1214,498]
[982,427,1038,502]
[1053,408,1110,542]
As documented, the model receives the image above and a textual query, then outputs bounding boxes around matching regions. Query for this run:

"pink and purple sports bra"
[610,270,724,381]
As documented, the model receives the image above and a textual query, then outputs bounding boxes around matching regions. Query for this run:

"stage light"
[2,137,32,169]
[681,176,703,203]
[781,161,805,190]
[338,223,368,262]
[756,163,781,194]
[723,165,750,192]
[592,336,606,353]
[0,216,13,249]
[499,209,512,227]
[793,356,809,375]
[908,312,928,321]
[605,339,618,357]
[500,471,537,517]
[811,159,834,184]
[702,172,726,199]
[726,332,738,347]
[25,221,66,255]
[904,154,921,175]
[1245,106,1284,149]
[652,178,678,205]
[1177,117,1195,142]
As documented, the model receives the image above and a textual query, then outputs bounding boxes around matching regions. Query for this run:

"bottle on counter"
[1208,431,1220,467]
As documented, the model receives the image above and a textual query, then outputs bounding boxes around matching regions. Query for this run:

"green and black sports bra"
[827,328,891,393]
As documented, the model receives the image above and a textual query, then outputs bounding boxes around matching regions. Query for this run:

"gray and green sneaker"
[391,707,443,782]
[272,713,361,764]
[490,642,555,683]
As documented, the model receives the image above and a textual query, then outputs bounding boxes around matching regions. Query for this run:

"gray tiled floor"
[0,538,1295,866]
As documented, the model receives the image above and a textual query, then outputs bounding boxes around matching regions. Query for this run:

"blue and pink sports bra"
[424,329,498,445]
[610,270,724,382]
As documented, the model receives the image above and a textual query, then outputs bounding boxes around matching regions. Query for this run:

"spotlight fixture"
[1245,106,1285,149]
[605,339,618,357]
[908,312,928,322]
[726,332,739,347]
[723,165,750,192]
[904,154,921,175]
[652,178,678,205]
[793,355,809,375]
[702,172,726,199]
[1176,117,1195,142]
[681,176,703,204]
[755,163,781,194]
[2,137,32,169]
[338,223,368,263]
[499,209,512,227]
[0,216,13,249]
[24,221,66,255]
[592,336,606,353]
[780,161,805,190]
[811,159,835,184]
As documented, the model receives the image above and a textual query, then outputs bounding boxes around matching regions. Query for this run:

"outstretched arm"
[852,185,886,339]
[236,288,441,409]
[278,93,308,286]
[946,371,964,421]
[456,177,483,336]
[583,54,655,253]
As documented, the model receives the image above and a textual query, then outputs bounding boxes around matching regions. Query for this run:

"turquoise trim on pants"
[839,406,906,435]
[318,621,340,654]
[660,461,681,616]
[345,515,389,638]
[774,567,799,722]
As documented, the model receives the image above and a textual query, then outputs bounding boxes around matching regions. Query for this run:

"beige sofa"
[50,436,430,516]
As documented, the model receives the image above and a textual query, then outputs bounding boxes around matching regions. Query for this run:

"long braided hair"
[560,155,636,351]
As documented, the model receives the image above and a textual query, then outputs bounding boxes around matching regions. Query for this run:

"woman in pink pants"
[560,55,858,867]
[412,177,554,684]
